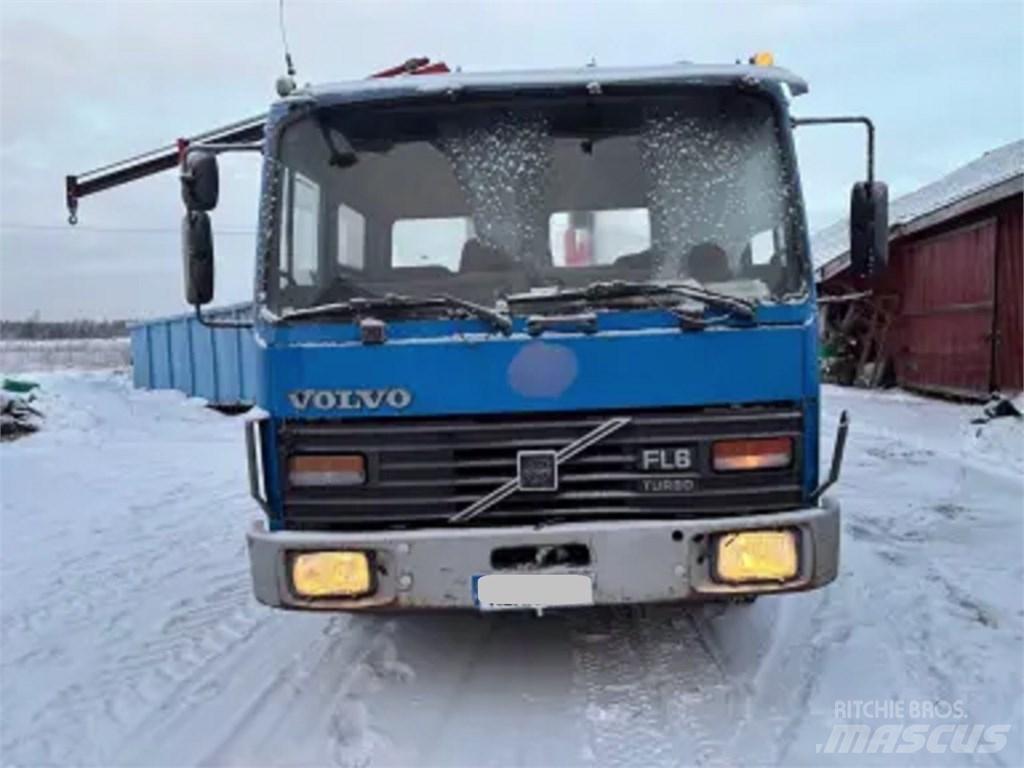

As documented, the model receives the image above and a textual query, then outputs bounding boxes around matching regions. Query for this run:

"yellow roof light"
[750,51,775,67]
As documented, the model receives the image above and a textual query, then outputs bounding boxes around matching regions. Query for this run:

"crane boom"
[64,58,449,224]
[65,114,266,224]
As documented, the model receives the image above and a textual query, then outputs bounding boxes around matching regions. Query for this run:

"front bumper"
[247,497,840,610]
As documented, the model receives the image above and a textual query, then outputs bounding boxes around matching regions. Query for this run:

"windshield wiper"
[509,280,757,319]
[435,294,514,335]
[279,293,513,336]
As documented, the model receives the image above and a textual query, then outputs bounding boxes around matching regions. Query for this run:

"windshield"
[268,90,806,315]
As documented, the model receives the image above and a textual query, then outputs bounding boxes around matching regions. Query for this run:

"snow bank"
[0,338,131,374]
[823,384,1024,481]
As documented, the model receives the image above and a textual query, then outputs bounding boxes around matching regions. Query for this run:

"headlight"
[712,437,792,471]
[290,551,373,598]
[713,529,799,584]
[288,454,366,486]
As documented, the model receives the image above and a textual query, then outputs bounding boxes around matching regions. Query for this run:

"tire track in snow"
[1,554,265,766]
[569,606,740,767]
[111,613,410,767]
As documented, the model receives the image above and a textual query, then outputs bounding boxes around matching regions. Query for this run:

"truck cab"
[225,61,857,611]
[66,58,884,611]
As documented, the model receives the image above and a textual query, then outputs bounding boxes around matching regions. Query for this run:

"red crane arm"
[64,59,448,224]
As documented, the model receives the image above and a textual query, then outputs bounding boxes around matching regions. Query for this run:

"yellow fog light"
[714,530,798,584]
[291,551,372,598]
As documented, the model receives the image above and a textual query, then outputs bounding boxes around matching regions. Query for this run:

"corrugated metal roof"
[811,139,1024,278]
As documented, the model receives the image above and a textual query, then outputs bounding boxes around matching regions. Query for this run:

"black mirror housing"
[850,181,889,278]
[182,211,214,305]
[181,150,219,211]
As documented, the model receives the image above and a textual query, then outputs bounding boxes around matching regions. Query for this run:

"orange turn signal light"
[288,454,366,487]
[713,437,792,472]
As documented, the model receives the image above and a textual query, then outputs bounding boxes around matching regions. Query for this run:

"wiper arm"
[436,293,513,336]
[508,280,756,319]
[582,281,756,318]
[279,293,513,335]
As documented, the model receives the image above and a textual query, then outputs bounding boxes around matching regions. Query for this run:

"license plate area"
[473,573,594,611]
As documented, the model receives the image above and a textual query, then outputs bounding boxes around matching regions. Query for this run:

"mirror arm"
[193,304,253,329]
[791,116,875,185]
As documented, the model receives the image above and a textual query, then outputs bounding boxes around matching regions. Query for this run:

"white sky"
[1,0,1021,320]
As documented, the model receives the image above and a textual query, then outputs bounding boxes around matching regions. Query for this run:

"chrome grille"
[279,404,804,529]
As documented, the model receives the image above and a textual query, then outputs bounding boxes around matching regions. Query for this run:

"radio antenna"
[276,0,298,96]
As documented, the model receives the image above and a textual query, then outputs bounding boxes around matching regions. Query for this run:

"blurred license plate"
[473,573,593,610]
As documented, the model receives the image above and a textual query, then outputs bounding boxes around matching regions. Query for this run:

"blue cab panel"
[249,307,821,521]
[259,321,811,418]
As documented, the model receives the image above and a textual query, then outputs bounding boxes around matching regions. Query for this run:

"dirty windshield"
[270,90,805,315]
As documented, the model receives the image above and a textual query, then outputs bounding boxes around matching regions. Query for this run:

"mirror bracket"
[791,116,875,184]
[193,304,253,329]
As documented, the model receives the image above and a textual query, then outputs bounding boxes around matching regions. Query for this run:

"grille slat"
[286,429,802,455]
[285,410,800,438]
[281,404,805,529]
[383,453,635,471]
[287,484,801,507]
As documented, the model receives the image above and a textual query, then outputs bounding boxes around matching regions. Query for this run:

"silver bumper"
[247,497,840,610]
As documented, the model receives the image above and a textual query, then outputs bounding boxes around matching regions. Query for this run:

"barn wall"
[819,191,1023,397]
[891,219,998,396]
[994,198,1023,392]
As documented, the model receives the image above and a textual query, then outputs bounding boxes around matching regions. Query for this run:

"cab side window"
[279,169,321,287]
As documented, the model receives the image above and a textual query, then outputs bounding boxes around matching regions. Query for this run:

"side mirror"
[180,150,219,211]
[850,181,888,278]
[182,211,214,305]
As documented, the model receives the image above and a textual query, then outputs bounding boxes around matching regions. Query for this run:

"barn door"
[897,219,997,398]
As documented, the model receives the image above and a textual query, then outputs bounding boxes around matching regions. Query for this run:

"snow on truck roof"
[302,62,809,105]
[812,138,1024,281]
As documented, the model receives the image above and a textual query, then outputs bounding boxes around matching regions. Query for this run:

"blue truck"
[67,56,886,611]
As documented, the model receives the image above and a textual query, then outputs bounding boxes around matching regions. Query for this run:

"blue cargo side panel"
[148,323,173,391]
[190,323,219,402]
[130,326,152,390]
[213,328,243,405]
[169,319,194,396]
[129,304,256,407]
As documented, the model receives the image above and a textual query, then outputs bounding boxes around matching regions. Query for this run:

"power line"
[0,223,256,236]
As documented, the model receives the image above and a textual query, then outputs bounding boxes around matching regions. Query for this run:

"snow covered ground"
[1,373,1021,767]
[0,338,131,373]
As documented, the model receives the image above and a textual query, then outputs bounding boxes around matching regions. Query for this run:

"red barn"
[814,140,1023,399]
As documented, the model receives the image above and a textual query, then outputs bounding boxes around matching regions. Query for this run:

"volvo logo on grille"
[288,388,412,411]
[517,450,559,492]
[450,416,632,524]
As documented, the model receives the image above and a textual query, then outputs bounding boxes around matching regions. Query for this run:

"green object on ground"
[2,377,40,394]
